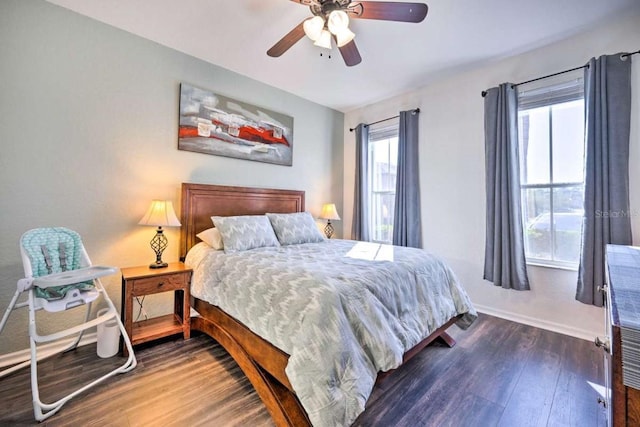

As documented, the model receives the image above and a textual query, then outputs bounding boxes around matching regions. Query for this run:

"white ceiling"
[46,0,639,112]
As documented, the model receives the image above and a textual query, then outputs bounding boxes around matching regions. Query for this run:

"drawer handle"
[594,336,610,352]
[158,282,164,287]
[597,397,607,408]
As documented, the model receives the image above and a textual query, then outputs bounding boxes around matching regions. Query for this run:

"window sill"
[526,260,578,272]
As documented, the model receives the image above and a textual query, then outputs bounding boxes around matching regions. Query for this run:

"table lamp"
[138,200,181,268]
[319,203,341,239]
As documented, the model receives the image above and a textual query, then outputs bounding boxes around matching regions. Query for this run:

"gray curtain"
[483,84,530,290]
[352,123,370,241]
[577,54,632,306]
[393,109,422,248]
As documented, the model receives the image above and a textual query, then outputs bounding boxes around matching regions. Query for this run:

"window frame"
[517,76,585,270]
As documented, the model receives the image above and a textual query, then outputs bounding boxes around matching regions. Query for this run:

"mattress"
[185,239,477,426]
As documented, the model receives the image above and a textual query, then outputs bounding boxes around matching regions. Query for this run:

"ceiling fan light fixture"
[327,10,349,35]
[303,16,324,41]
[267,0,428,66]
[335,28,355,47]
[313,29,333,50]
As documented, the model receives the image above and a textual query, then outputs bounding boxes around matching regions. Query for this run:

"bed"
[179,183,476,426]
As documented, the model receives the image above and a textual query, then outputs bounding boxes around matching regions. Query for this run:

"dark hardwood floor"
[0,313,606,426]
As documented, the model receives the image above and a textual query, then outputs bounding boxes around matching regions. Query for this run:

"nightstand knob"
[158,282,164,287]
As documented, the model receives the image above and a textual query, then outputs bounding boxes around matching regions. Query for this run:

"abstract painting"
[178,83,293,166]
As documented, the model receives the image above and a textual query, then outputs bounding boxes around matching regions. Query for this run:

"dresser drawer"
[131,272,188,295]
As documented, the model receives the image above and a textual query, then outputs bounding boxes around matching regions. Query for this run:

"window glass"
[552,186,584,264]
[368,123,398,244]
[522,187,551,260]
[552,100,585,183]
[519,107,550,185]
[517,76,585,269]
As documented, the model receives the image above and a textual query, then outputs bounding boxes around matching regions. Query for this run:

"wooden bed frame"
[179,183,460,426]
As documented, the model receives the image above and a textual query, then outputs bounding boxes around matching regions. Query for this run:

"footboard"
[191,297,311,427]
[191,296,460,427]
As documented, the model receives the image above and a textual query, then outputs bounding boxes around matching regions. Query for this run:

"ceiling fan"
[267,0,428,67]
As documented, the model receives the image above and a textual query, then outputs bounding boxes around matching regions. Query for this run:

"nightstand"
[121,262,192,354]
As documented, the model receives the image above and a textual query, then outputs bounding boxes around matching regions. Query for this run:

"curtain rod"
[481,49,640,97]
[348,108,420,132]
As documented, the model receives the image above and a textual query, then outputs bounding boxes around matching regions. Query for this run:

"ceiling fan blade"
[349,1,428,23]
[267,21,306,57]
[338,39,362,67]
[289,0,316,5]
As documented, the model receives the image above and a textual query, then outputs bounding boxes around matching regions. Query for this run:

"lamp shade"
[303,16,324,41]
[335,28,355,47]
[328,10,349,34]
[313,29,332,50]
[138,200,181,227]
[319,203,341,221]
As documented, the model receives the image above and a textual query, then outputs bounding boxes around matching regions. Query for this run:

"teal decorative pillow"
[266,212,325,245]
[211,215,280,253]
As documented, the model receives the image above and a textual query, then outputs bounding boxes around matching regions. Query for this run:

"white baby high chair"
[0,227,136,421]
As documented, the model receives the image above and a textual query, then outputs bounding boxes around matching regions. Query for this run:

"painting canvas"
[178,83,293,166]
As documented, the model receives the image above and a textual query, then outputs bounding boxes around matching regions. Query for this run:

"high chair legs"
[0,227,138,422]
[26,282,137,421]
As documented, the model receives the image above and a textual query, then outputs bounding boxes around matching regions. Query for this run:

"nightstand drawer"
[131,273,188,295]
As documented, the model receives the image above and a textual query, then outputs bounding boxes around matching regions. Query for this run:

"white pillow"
[266,212,325,245]
[196,227,224,250]
[211,215,280,253]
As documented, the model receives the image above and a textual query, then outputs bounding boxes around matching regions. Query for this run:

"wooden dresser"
[602,245,640,426]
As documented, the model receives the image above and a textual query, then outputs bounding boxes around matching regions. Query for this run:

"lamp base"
[149,261,168,269]
[324,220,335,239]
[149,227,169,269]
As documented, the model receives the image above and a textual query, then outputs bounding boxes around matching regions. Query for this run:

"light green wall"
[0,0,344,354]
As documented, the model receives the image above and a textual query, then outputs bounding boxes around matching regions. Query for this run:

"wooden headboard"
[179,183,305,259]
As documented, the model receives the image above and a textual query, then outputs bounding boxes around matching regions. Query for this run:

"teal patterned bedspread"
[186,239,477,426]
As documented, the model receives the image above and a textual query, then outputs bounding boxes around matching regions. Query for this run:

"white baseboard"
[474,304,599,341]
[0,332,97,370]
[1,308,597,368]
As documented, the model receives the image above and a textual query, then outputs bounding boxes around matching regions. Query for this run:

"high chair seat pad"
[22,228,84,277]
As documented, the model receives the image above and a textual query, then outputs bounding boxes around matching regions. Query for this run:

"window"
[368,122,399,244]
[517,77,585,268]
